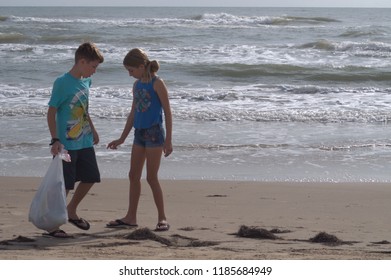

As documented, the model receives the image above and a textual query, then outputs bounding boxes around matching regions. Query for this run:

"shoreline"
[1,176,391,259]
[3,117,391,183]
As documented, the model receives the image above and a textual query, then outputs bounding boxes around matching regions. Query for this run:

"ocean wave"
[39,34,98,44]
[298,39,391,53]
[319,143,391,151]
[305,71,391,83]
[187,63,307,78]
[200,13,275,26]
[0,32,25,43]
[2,85,391,124]
[339,27,386,38]
[174,143,289,151]
[299,39,336,50]
[7,12,339,29]
[150,42,391,71]
[198,13,340,27]
[6,15,186,26]
[3,40,390,67]
[183,62,391,83]
[165,142,391,152]
[273,15,340,25]
[0,142,44,149]
[336,41,391,55]
[173,108,391,123]
[4,95,391,123]
[9,15,88,24]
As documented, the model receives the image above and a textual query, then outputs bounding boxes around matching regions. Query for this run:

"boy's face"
[80,59,100,78]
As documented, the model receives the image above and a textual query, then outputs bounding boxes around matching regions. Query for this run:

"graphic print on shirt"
[66,89,91,141]
[135,88,151,113]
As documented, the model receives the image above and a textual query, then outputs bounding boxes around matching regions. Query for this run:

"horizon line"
[1,5,391,8]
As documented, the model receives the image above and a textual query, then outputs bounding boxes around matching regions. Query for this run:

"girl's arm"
[155,78,173,157]
[107,84,136,149]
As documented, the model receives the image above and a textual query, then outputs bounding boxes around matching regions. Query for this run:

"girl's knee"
[129,171,141,183]
[146,174,159,186]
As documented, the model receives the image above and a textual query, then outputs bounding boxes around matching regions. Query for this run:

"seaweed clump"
[237,225,280,240]
[309,232,343,246]
[0,235,35,245]
[124,228,219,248]
[124,228,172,246]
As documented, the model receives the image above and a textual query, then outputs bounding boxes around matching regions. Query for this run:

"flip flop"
[68,218,90,231]
[155,222,170,232]
[106,219,138,228]
[43,229,73,239]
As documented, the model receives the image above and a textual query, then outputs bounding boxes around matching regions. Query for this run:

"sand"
[1,176,391,260]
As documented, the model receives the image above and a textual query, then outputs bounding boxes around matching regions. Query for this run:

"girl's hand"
[163,141,173,157]
[107,139,124,150]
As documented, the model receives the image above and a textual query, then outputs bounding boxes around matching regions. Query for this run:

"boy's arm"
[47,106,62,155]
[87,115,99,145]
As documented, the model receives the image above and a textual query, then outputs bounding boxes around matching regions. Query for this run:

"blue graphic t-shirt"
[133,77,163,129]
[48,72,93,150]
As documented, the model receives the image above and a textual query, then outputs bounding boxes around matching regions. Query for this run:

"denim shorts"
[62,147,101,190]
[134,124,165,148]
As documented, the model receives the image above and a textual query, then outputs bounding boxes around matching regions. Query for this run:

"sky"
[0,0,390,8]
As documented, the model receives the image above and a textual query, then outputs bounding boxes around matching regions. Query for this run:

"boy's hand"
[50,141,62,155]
[93,130,99,145]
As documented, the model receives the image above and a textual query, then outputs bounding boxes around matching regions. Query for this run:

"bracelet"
[49,138,60,146]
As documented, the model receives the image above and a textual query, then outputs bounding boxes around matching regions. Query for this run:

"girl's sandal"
[155,222,170,232]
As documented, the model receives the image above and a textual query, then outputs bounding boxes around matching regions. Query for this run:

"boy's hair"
[123,48,159,81]
[75,42,104,63]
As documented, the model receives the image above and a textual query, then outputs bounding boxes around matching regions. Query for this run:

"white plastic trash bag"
[28,154,69,231]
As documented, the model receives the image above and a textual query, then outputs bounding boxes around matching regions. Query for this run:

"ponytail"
[123,48,159,81]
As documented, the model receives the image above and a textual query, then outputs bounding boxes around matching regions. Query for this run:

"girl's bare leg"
[146,147,167,223]
[123,144,146,225]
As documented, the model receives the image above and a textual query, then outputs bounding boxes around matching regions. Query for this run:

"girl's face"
[125,65,144,79]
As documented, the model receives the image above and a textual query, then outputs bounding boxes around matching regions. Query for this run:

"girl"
[107,48,173,231]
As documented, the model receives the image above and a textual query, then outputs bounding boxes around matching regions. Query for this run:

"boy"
[46,42,104,238]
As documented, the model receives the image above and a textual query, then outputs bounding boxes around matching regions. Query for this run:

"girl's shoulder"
[153,76,168,94]
[140,76,163,87]
[152,75,165,85]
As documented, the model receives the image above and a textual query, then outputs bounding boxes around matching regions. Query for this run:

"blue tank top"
[133,77,163,129]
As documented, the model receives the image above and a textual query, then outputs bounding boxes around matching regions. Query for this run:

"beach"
[1,176,390,260]
[2,6,391,267]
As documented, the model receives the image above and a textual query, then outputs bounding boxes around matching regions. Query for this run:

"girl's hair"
[123,48,159,81]
[75,42,104,63]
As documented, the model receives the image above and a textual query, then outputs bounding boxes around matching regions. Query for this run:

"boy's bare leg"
[67,182,94,219]
[44,183,93,236]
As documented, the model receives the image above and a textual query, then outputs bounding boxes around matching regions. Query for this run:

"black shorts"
[62,147,101,190]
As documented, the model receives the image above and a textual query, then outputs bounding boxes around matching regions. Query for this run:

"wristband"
[49,138,60,146]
